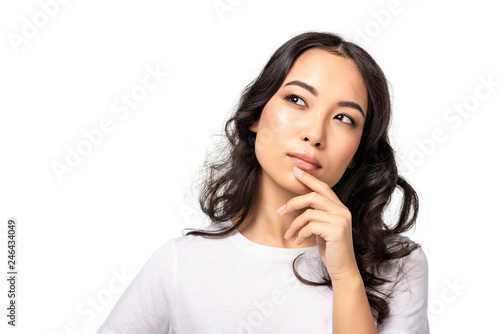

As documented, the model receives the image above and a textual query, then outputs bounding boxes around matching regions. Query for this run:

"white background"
[1,0,499,333]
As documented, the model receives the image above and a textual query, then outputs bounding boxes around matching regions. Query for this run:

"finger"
[278,191,345,216]
[292,221,335,245]
[285,210,345,240]
[293,217,352,246]
[293,167,345,207]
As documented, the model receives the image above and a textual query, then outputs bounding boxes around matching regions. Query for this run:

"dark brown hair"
[183,31,421,325]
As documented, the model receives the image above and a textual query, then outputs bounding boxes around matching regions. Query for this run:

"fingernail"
[284,229,290,239]
[276,204,286,214]
[294,167,304,175]
[294,237,303,246]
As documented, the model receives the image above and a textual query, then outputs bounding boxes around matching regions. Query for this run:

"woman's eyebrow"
[284,80,319,96]
[283,80,366,118]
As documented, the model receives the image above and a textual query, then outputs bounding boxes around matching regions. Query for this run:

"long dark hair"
[183,31,421,325]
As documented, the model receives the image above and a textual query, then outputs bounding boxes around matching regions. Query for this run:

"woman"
[98,31,429,333]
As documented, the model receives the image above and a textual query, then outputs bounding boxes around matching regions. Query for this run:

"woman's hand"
[278,166,360,282]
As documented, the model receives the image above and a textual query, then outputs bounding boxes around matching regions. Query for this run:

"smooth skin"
[232,48,377,332]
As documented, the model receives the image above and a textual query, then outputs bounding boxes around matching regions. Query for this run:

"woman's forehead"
[283,48,368,113]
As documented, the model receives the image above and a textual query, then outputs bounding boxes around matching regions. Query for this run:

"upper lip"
[287,152,321,168]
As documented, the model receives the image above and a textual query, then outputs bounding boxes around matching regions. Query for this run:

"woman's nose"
[303,135,322,147]
[301,117,326,148]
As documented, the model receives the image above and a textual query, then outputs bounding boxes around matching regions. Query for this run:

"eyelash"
[284,94,357,127]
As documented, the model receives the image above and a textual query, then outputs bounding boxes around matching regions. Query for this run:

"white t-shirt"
[97,220,429,333]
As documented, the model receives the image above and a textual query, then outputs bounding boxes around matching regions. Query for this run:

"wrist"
[329,269,364,291]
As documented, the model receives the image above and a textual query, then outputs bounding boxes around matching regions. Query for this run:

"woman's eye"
[335,114,356,126]
[285,94,306,107]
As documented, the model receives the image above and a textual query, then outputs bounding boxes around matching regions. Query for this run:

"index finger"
[293,167,344,207]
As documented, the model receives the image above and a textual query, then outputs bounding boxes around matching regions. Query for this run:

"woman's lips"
[287,155,320,171]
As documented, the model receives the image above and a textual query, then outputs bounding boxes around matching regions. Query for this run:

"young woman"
[98,31,429,333]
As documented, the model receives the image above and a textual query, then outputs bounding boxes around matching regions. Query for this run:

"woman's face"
[250,48,368,194]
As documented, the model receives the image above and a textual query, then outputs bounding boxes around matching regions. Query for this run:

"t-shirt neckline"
[219,220,318,259]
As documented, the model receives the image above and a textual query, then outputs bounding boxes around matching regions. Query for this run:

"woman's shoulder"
[378,234,429,289]
[155,220,235,253]
[384,234,428,264]
[374,236,429,332]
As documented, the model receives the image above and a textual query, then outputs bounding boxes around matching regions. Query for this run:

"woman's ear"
[347,158,356,169]
[249,119,259,133]
[347,153,358,169]
[347,147,362,168]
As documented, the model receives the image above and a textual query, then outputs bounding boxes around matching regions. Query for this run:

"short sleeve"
[97,239,177,334]
[377,246,430,334]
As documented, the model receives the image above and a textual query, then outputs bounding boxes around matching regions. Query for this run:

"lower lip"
[287,155,320,171]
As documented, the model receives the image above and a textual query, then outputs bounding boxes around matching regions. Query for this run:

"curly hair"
[182,31,421,325]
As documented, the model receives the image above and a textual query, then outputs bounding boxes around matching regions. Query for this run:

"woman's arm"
[97,240,177,334]
[279,168,378,333]
[376,246,430,334]
[331,246,429,334]
[331,269,378,334]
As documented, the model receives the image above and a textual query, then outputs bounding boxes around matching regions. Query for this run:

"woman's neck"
[231,180,316,249]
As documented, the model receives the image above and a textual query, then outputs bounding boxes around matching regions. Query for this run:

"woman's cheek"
[258,106,292,145]
[349,134,363,157]
[270,108,291,134]
[345,138,360,156]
